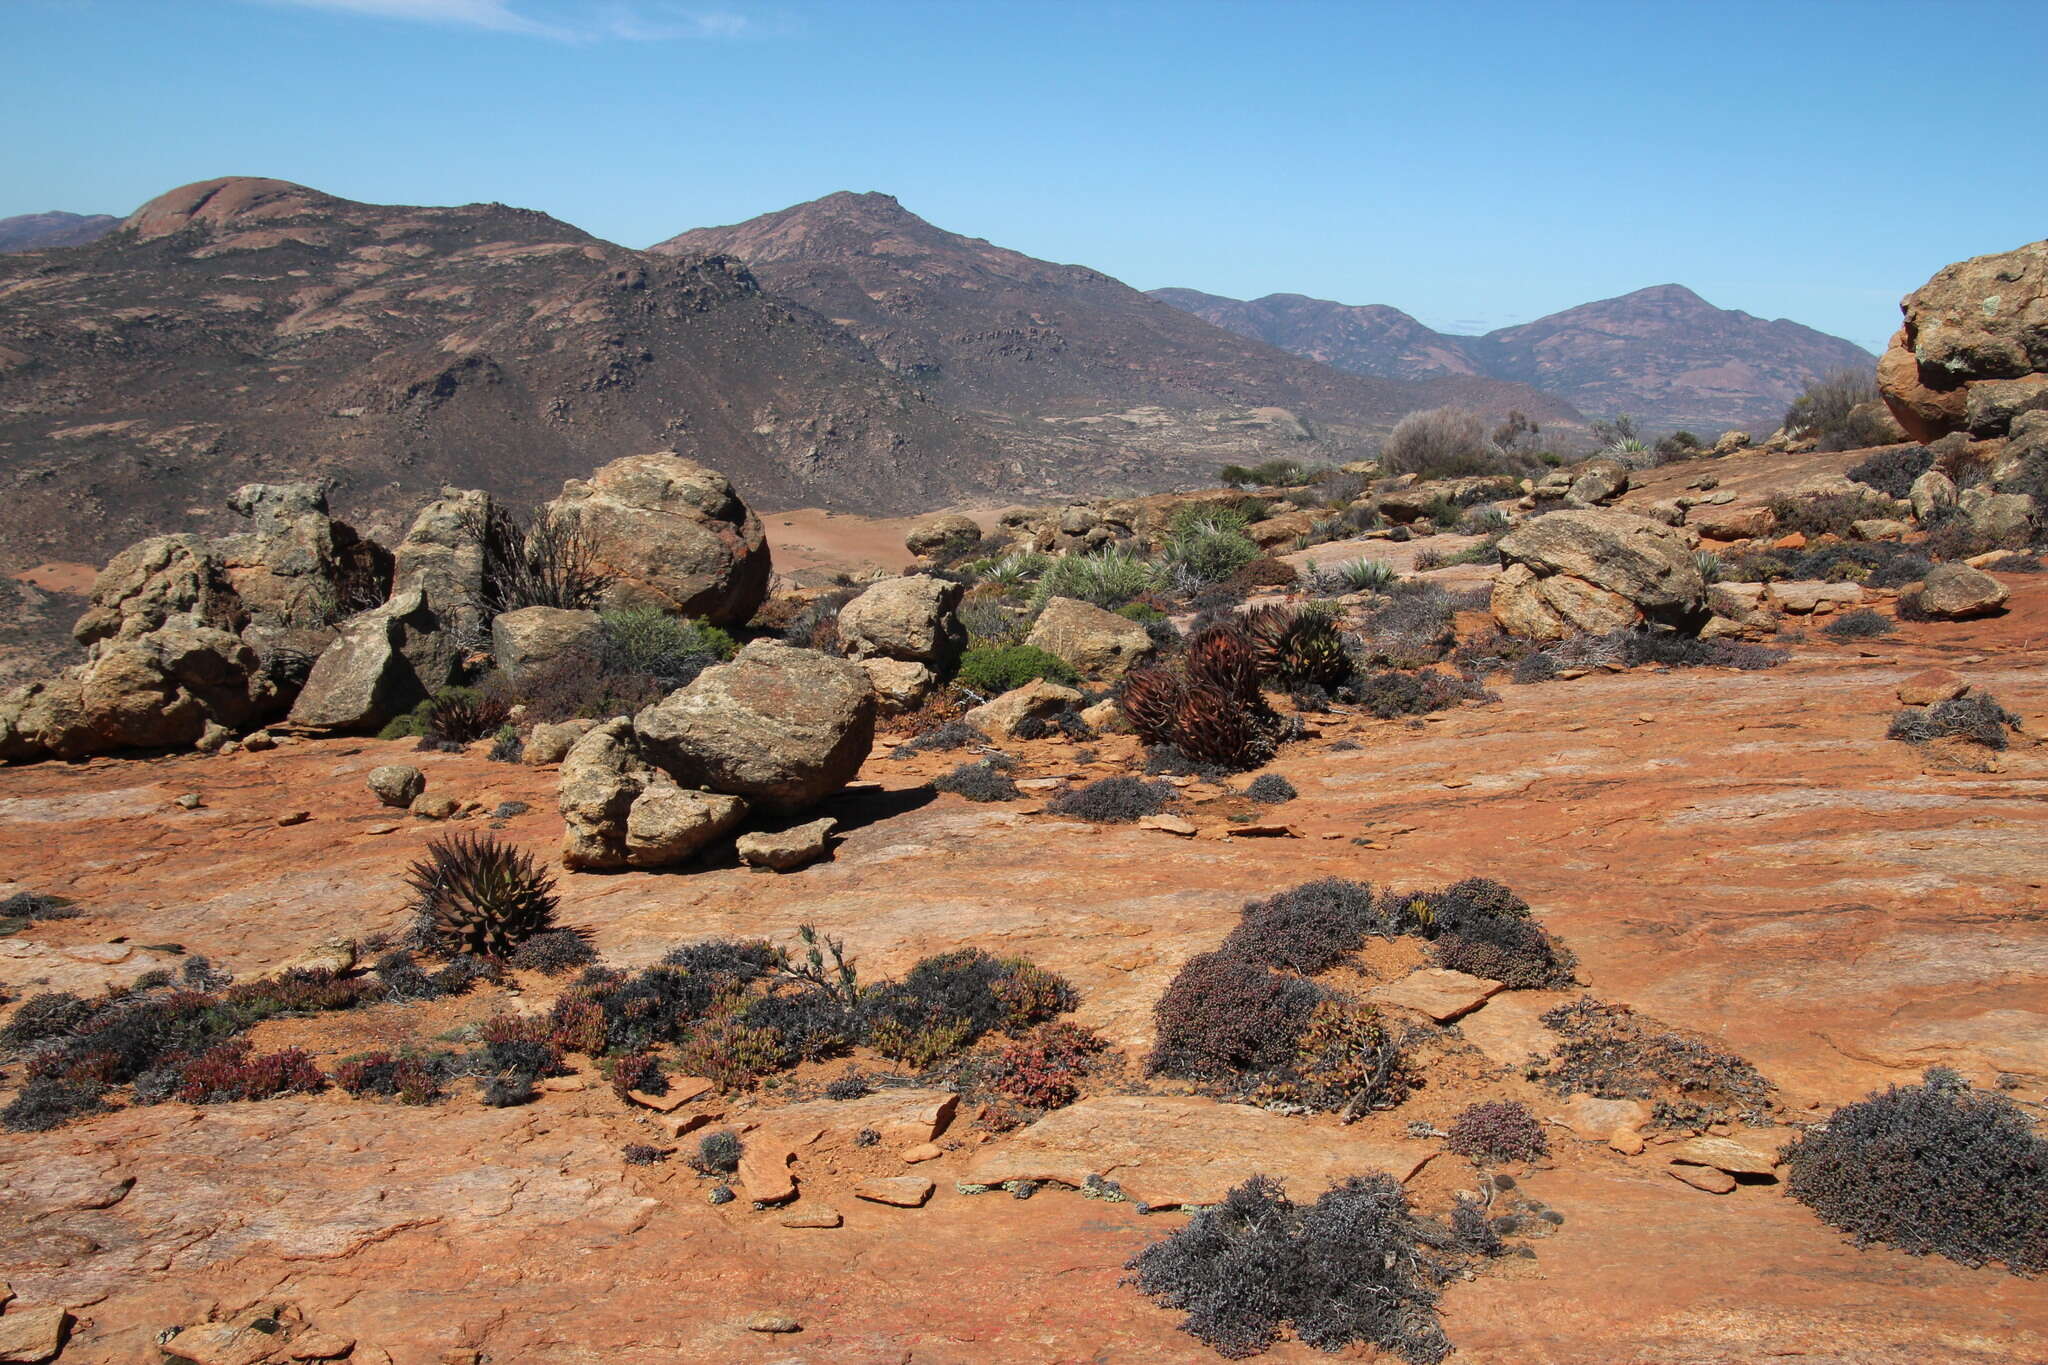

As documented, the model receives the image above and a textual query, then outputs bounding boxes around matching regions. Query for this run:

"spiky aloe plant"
[1183,621,1261,699]
[424,689,513,744]
[406,834,561,958]
[1120,664,1186,749]
[1241,605,1349,688]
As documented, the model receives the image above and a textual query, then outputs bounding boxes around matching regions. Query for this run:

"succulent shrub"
[599,606,735,686]
[1245,773,1297,804]
[1251,998,1412,1116]
[1887,693,2022,750]
[1536,998,1773,1127]
[691,1129,745,1175]
[983,1020,1110,1114]
[1846,445,1935,500]
[508,929,599,976]
[174,1041,326,1103]
[859,949,1075,1068]
[1124,1173,1458,1361]
[1046,776,1172,823]
[1219,879,1376,974]
[1383,878,1576,990]
[932,761,1020,802]
[1444,1100,1548,1163]
[1821,608,1894,639]
[333,1051,449,1104]
[405,834,563,958]
[1147,950,1326,1082]
[1781,1068,2047,1274]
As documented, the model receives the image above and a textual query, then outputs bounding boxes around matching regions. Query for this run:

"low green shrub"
[954,644,1079,694]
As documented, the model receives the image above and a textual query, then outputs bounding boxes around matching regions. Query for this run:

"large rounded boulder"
[1880,238,2048,442]
[546,453,770,626]
[633,640,875,811]
[1492,509,1706,641]
[836,575,965,666]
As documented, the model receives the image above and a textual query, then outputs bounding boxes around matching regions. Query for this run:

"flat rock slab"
[0,939,184,999]
[856,1176,934,1207]
[1370,968,1504,1022]
[736,817,836,872]
[739,1147,797,1205]
[1670,1135,1781,1178]
[0,1306,70,1363]
[960,1095,1431,1209]
[1898,668,1968,705]
[1457,991,1567,1067]
[1668,1165,1738,1194]
[626,1076,715,1112]
[1137,815,1197,837]
[161,1319,277,1365]
[778,1207,843,1228]
[750,1089,958,1149]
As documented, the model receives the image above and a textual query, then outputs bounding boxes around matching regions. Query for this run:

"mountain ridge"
[0,210,120,252]
[654,192,1583,438]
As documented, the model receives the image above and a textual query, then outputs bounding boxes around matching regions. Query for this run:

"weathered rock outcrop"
[1025,597,1156,678]
[634,641,875,811]
[1880,238,2048,442]
[546,453,770,625]
[1491,509,1707,641]
[2,626,280,760]
[557,719,749,870]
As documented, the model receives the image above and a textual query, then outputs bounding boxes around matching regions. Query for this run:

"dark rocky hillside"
[1154,282,1876,435]
[0,178,1001,570]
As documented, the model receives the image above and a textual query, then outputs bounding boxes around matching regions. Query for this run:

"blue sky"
[4,1,2042,352]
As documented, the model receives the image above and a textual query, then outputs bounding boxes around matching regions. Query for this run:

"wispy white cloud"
[270,0,572,39]
[263,0,790,42]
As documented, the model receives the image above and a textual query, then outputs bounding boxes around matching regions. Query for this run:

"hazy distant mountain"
[0,211,119,252]
[656,192,1581,486]
[1151,282,1876,435]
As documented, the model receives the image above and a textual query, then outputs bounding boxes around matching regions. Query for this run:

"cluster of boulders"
[0,481,385,760]
[559,641,874,871]
[0,452,768,763]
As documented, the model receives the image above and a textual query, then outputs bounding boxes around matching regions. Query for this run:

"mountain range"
[0,181,1568,571]
[0,211,120,252]
[1150,284,1875,435]
[0,180,1877,576]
